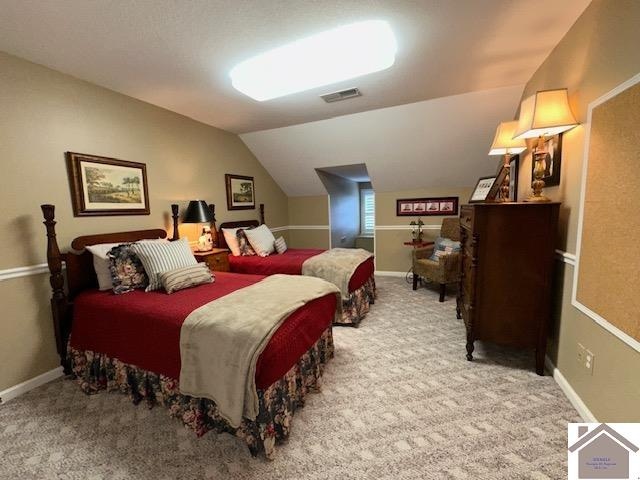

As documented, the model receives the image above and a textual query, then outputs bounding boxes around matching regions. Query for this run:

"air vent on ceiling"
[320,87,362,103]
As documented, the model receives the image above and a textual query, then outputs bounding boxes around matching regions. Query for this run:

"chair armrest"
[438,252,462,278]
[413,246,435,261]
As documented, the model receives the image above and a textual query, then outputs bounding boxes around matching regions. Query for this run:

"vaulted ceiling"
[0,1,590,194]
[0,0,590,134]
[241,85,524,195]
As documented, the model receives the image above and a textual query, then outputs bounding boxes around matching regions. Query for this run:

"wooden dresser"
[457,203,559,375]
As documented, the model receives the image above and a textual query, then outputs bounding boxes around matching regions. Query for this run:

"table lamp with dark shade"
[183,200,214,251]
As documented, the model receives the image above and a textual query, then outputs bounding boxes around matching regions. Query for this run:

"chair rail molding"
[375,225,441,231]
[0,263,51,282]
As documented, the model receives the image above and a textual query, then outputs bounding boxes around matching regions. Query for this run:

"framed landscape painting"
[66,152,150,216]
[225,174,255,210]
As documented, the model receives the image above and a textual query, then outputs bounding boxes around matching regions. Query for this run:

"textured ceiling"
[240,85,524,196]
[0,0,589,133]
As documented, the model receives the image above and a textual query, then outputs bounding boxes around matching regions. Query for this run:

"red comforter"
[228,248,374,293]
[70,272,337,389]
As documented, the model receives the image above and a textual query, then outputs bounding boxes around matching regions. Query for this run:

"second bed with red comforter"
[228,248,376,326]
[69,271,337,457]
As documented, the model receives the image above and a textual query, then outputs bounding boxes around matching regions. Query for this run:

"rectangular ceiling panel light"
[229,20,397,101]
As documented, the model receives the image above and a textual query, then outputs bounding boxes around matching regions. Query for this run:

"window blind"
[360,189,375,235]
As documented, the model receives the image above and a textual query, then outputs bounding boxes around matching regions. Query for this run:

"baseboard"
[545,357,597,422]
[375,270,407,277]
[0,366,64,404]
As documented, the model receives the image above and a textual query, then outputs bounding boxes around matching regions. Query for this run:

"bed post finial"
[171,204,180,240]
[259,203,265,225]
[41,204,71,373]
[208,203,219,247]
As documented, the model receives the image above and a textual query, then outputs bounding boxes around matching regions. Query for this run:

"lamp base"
[524,194,552,203]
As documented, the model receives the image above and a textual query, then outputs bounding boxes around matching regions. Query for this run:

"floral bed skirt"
[69,327,334,459]
[338,276,377,326]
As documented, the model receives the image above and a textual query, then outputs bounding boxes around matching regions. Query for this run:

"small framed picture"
[532,134,562,187]
[225,174,255,210]
[469,176,497,203]
[413,202,426,213]
[397,197,458,216]
[66,152,150,216]
[439,201,455,212]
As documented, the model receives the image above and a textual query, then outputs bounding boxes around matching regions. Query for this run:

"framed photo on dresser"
[469,176,496,203]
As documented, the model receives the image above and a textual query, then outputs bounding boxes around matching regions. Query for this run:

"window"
[360,189,375,236]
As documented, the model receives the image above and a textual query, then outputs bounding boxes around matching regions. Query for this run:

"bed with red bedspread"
[69,272,337,458]
[228,248,376,326]
[39,205,339,458]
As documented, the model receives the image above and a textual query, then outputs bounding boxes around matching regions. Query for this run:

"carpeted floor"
[0,277,579,480]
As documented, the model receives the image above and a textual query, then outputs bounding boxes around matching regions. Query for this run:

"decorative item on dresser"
[457,202,560,375]
[193,248,230,272]
[513,88,578,202]
[488,121,527,202]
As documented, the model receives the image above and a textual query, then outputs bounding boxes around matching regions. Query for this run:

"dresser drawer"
[194,249,231,272]
[460,206,474,231]
[205,253,230,272]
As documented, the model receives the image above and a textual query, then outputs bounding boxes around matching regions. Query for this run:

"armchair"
[412,218,461,302]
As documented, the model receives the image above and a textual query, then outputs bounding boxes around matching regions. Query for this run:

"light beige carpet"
[0,277,579,479]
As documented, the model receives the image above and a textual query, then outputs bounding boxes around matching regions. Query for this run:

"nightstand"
[193,248,230,272]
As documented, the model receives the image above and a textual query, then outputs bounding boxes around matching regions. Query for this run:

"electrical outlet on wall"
[585,349,595,375]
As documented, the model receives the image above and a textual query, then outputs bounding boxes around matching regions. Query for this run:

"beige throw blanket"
[302,248,373,300]
[179,274,340,428]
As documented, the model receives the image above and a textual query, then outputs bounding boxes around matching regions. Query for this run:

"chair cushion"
[429,237,461,261]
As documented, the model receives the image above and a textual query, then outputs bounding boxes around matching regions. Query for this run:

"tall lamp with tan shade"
[489,121,526,202]
[513,88,578,202]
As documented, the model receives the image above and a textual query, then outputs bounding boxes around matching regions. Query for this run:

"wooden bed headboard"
[41,204,168,374]
[217,204,265,250]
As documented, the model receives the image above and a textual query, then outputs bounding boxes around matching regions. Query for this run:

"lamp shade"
[514,88,578,139]
[182,200,213,223]
[489,121,527,155]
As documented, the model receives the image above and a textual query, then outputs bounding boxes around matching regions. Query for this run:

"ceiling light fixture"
[229,20,397,101]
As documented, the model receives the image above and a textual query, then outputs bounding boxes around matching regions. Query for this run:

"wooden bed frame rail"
[41,202,265,372]
[41,204,167,373]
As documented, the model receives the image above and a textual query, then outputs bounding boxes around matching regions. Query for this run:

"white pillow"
[131,238,197,291]
[86,243,121,290]
[274,236,287,254]
[222,228,241,256]
[85,238,168,291]
[244,224,276,257]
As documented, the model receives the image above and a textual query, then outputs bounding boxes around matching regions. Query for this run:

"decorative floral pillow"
[429,236,461,262]
[236,229,256,256]
[108,243,148,294]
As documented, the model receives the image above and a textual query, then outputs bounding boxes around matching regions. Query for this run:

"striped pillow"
[274,236,287,254]
[132,238,197,291]
[244,224,276,257]
[159,264,214,294]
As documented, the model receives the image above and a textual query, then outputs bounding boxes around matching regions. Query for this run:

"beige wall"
[374,187,473,272]
[516,0,640,420]
[287,195,330,249]
[0,52,288,391]
[287,188,473,270]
